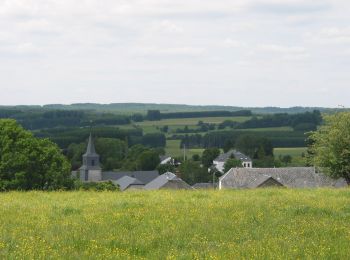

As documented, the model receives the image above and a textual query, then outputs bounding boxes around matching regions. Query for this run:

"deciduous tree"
[309,112,350,183]
[0,119,72,190]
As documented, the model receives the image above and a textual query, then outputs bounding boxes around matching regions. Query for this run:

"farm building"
[114,176,145,191]
[219,167,348,189]
[213,150,252,173]
[144,172,192,190]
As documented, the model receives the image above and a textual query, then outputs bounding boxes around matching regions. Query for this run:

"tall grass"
[0,189,349,259]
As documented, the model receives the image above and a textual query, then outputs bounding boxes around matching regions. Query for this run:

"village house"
[213,150,253,173]
[144,172,192,190]
[159,155,172,165]
[219,167,348,189]
[114,176,145,191]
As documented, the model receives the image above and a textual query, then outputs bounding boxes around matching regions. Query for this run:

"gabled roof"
[114,176,144,191]
[102,171,159,184]
[144,172,177,190]
[247,175,284,188]
[214,150,251,163]
[144,172,192,190]
[219,167,348,188]
[160,179,193,190]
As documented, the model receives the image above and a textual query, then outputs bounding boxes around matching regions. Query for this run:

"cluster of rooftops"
[75,134,348,191]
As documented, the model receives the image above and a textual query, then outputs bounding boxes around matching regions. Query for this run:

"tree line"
[179,130,307,149]
[224,110,322,131]
[0,108,131,130]
[35,127,166,149]
[146,110,252,121]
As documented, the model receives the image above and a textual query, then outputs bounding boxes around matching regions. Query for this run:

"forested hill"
[0,103,344,114]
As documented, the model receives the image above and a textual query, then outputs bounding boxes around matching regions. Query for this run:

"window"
[91,160,95,166]
[85,170,89,181]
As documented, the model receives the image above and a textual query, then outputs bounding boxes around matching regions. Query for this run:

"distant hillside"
[1,103,345,114]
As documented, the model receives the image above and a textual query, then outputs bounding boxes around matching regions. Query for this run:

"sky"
[0,0,349,107]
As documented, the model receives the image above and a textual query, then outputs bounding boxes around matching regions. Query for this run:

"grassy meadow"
[1,190,350,259]
[136,116,253,126]
[118,116,253,134]
[165,140,205,158]
[274,147,308,166]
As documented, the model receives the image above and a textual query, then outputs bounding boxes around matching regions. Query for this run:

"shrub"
[74,180,119,191]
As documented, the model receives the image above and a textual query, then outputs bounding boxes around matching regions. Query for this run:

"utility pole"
[183,144,186,161]
[213,171,215,190]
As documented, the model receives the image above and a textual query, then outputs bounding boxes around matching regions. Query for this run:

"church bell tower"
[79,133,102,182]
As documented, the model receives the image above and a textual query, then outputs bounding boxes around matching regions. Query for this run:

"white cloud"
[136,46,206,57]
[223,39,244,48]
[0,0,349,106]
[317,27,350,44]
[149,20,184,34]
[16,18,62,34]
[256,44,306,54]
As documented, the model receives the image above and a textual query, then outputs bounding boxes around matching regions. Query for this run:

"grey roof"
[160,155,171,162]
[144,172,177,190]
[246,175,284,188]
[144,172,192,190]
[114,176,144,191]
[220,167,348,189]
[192,183,215,189]
[160,179,193,190]
[101,171,159,184]
[214,150,251,163]
[84,133,98,156]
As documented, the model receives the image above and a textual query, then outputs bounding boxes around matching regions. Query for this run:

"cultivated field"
[274,147,307,157]
[136,116,253,126]
[274,147,308,166]
[122,116,253,134]
[1,190,350,259]
[165,140,205,158]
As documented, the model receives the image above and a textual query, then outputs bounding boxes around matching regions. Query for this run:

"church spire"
[80,132,101,182]
[85,133,97,155]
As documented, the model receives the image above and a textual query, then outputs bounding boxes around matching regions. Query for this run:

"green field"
[238,126,294,132]
[118,116,252,134]
[274,147,308,166]
[1,190,350,259]
[165,140,204,158]
[274,147,307,157]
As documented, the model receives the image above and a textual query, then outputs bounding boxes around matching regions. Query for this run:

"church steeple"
[85,133,97,155]
[79,132,102,182]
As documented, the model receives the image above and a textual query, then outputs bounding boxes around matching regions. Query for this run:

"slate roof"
[214,150,251,163]
[219,167,348,189]
[160,179,193,190]
[101,171,159,184]
[114,176,144,191]
[144,172,192,190]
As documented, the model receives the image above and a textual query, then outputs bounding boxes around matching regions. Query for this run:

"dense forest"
[146,110,252,120]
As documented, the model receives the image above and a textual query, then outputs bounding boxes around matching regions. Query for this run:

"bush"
[74,180,119,191]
